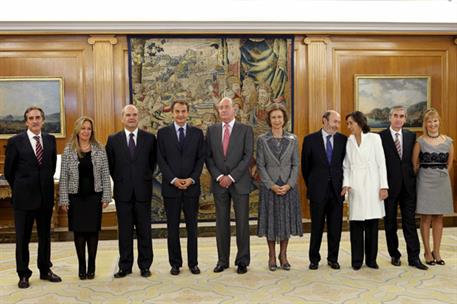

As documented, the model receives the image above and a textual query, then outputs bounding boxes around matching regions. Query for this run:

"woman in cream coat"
[341,111,388,270]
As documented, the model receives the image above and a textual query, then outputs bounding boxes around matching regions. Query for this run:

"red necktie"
[223,123,230,157]
[34,135,43,165]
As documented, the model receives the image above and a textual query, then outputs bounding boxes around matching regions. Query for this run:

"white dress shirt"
[27,129,43,156]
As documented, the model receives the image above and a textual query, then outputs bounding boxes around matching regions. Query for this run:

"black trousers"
[164,195,199,268]
[383,182,420,262]
[213,188,250,267]
[14,206,53,278]
[350,219,379,267]
[115,195,153,271]
[309,182,343,264]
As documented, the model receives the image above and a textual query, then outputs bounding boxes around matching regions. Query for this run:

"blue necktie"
[178,127,185,148]
[128,133,135,158]
[326,135,333,164]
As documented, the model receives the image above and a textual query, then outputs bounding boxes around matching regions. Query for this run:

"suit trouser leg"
[399,187,420,262]
[14,209,35,278]
[309,199,326,264]
[115,200,134,271]
[213,192,231,267]
[36,206,53,274]
[350,220,364,267]
[365,219,379,265]
[231,190,250,267]
[164,197,183,268]
[384,197,400,259]
[182,196,199,267]
[326,197,343,263]
[133,200,153,270]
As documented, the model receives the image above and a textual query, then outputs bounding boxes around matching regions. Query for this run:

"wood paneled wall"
[1,34,456,218]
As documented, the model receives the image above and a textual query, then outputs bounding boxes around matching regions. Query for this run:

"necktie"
[223,123,230,157]
[326,135,333,164]
[178,127,185,147]
[34,135,43,165]
[394,133,402,158]
[128,133,136,158]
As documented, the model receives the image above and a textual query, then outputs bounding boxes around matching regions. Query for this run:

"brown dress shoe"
[40,270,62,282]
[18,276,30,289]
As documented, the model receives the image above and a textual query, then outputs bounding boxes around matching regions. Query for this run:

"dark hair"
[345,111,370,133]
[266,103,289,128]
[23,106,45,122]
[171,100,189,111]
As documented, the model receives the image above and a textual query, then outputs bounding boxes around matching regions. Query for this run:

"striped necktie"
[34,135,43,165]
[394,133,402,158]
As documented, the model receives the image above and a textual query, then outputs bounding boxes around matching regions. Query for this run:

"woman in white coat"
[341,111,389,270]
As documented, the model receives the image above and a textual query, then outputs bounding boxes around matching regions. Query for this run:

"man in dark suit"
[380,106,427,270]
[157,100,205,276]
[4,106,62,289]
[106,104,157,278]
[206,97,254,274]
[301,110,347,270]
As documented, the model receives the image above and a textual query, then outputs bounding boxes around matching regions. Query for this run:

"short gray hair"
[389,106,407,117]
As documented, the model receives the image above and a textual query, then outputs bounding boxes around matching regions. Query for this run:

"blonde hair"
[422,108,440,136]
[68,116,101,157]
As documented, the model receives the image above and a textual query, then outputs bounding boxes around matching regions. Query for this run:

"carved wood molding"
[88,36,118,45]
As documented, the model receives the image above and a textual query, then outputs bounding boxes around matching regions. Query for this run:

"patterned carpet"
[0,228,456,304]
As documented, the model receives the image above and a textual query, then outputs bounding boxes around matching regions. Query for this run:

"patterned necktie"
[128,133,136,158]
[34,136,43,165]
[394,133,402,158]
[178,127,185,148]
[326,135,333,164]
[223,123,230,157]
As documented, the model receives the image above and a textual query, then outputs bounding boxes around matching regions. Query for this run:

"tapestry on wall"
[128,36,294,222]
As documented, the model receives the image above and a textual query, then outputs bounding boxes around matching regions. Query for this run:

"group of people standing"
[4,99,453,289]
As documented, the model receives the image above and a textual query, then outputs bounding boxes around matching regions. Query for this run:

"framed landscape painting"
[355,75,431,131]
[0,77,65,139]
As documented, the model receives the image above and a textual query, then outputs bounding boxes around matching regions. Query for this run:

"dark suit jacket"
[106,129,157,202]
[379,128,416,198]
[157,124,205,198]
[205,121,254,195]
[301,130,347,203]
[4,131,56,210]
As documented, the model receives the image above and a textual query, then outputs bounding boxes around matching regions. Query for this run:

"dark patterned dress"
[257,136,303,242]
[416,136,453,215]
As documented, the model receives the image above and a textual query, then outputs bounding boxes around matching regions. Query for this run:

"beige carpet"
[0,228,456,304]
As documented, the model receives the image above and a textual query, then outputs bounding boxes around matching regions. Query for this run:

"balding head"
[322,110,341,135]
[121,104,139,131]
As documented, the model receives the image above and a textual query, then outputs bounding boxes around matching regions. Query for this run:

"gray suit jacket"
[256,131,299,189]
[205,121,254,194]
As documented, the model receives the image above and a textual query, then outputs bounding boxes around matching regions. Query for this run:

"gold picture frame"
[355,75,431,131]
[0,76,65,139]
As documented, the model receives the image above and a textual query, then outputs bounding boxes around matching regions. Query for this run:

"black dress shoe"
[327,261,340,270]
[366,262,379,269]
[40,270,62,282]
[309,262,318,270]
[170,266,180,276]
[237,264,248,274]
[18,276,30,289]
[352,265,362,271]
[189,265,200,275]
[408,259,428,270]
[86,273,95,280]
[140,269,151,277]
[391,257,401,266]
[114,269,132,278]
[213,264,228,273]
[79,273,87,280]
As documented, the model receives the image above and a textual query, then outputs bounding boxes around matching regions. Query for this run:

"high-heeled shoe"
[278,254,291,271]
[432,251,445,265]
[424,254,436,266]
[86,272,95,280]
[79,272,87,280]
[268,256,277,271]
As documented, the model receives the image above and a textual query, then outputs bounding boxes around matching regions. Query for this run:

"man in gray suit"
[206,97,254,274]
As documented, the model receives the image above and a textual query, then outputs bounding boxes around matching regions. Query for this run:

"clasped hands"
[340,187,389,200]
[61,201,109,212]
[218,175,233,189]
[271,184,291,196]
[173,178,193,190]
